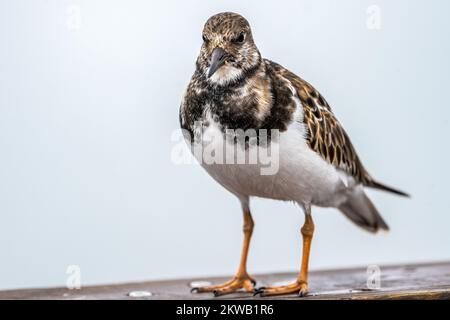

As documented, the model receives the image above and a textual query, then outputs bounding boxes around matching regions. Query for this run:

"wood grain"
[1,261,449,300]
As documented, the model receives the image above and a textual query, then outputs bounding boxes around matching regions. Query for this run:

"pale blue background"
[0,0,449,290]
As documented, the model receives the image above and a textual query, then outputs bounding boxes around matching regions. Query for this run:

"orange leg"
[191,209,256,296]
[255,208,315,297]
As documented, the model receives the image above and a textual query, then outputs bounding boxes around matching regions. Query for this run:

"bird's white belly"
[194,120,347,207]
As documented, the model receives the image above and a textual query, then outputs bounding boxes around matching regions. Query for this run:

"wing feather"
[264,60,408,196]
[267,60,372,185]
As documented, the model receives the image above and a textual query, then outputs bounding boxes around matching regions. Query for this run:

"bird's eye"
[202,34,208,42]
[233,32,245,44]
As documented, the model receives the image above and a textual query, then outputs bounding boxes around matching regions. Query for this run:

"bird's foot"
[254,280,308,297]
[191,274,256,297]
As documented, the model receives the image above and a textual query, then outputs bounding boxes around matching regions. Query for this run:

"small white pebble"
[189,281,212,288]
[128,291,152,298]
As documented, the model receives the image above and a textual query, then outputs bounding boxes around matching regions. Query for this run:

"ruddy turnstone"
[179,12,408,297]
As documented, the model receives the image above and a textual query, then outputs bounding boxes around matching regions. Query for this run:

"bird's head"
[196,12,261,86]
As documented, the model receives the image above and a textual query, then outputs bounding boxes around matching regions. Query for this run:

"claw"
[253,287,265,296]
[298,288,308,297]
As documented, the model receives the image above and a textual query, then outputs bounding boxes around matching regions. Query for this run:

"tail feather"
[368,180,409,197]
[339,188,389,233]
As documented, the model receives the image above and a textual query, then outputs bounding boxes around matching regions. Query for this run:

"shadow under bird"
[179,12,408,297]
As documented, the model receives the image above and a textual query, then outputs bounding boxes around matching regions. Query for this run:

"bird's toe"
[298,288,309,297]
[298,289,308,297]
[253,287,265,296]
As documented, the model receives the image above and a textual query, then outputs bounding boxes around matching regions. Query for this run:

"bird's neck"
[182,59,281,135]
[205,61,273,125]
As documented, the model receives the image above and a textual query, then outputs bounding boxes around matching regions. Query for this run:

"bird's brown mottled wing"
[300,89,370,184]
[298,82,371,185]
[267,60,372,185]
[268,60,408,196]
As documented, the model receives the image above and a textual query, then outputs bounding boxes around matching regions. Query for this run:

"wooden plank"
[1,261,449,300]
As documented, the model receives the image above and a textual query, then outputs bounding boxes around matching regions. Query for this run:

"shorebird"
[179,12,408,297]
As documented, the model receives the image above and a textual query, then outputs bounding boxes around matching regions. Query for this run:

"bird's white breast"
[190,94,347,207]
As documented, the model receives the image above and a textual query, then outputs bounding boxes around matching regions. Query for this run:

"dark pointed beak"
[208,47,228,78]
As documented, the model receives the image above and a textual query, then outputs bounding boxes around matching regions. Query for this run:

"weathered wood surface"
[1,261,450,300]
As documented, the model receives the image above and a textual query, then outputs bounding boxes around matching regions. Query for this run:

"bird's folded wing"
[269,60,372,186]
